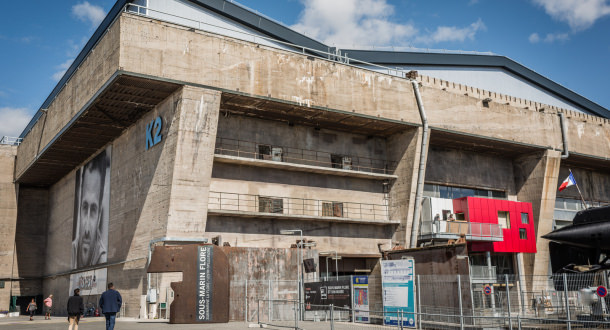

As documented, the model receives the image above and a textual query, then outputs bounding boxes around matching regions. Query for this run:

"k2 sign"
[146,116,163,150]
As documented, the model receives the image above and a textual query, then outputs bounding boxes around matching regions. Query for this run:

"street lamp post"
[332,252,342,281]
[320,251,341,281]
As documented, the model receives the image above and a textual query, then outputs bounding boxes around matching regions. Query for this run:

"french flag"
[558,172,576,191]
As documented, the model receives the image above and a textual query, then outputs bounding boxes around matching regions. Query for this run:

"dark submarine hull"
[543,205,610,274]
[543,206,610,291]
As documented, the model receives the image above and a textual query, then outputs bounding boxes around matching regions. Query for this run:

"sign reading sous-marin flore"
[197,245,213,321]
[147,244,229,324]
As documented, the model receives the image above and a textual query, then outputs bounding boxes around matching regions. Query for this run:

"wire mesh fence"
[243,273,610,329]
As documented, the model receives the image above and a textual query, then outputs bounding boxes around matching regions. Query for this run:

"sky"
[1,0,610,137]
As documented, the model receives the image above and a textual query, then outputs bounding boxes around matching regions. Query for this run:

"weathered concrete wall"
[0,146,17,310]
[119,14,421,125]
[166,87,221,236]
[206,214,392,256]
[222,247,306,321]
[425,147,517,194]
[216,115,389,167]
[117,13,610,162]
[387,127,424,247]
[513,150,561,281]
[15,19,121,179]
[39,87,188,317]
[13,187,48,280]
[563,112,610,158]
[556,167,610,203]
[421,86,563,151]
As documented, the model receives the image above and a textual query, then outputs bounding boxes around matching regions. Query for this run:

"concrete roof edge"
[184,0,330,53]
[19,0,609,140]
[342,49,610,119]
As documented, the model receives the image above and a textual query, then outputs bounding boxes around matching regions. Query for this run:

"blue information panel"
[352,276,369,323]
[381,258,416,328]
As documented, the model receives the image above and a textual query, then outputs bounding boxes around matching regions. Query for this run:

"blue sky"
[1,0,609,137]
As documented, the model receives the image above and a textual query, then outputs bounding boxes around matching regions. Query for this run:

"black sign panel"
[196,245,213,321]
[303,258,316,273]
[304,278,351,310]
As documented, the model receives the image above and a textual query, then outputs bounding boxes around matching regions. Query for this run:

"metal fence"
[215,137,397,175]
[208,191,390,222]
[245,273,610,329]
[419,220,504,242]
[0,136,22,146]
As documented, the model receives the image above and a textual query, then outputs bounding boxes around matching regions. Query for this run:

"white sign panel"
[69,268,107,296]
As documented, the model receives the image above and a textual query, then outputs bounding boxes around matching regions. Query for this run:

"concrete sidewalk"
[0,316,255,329]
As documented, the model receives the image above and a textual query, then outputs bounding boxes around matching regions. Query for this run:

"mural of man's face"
[78,167,102,266]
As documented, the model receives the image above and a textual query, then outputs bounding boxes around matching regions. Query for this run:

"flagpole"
[570,169,588,209]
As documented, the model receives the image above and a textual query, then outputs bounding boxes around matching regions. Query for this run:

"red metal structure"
[453,197,536,253]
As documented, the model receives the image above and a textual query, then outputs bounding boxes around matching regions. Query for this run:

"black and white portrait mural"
[72,147,111,269]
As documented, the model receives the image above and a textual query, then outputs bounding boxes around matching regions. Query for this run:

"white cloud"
[291,0,417,47]
[72,1,106,28]
[0,107,32,138]
[290,0,484,48]
[529,32,569,43]
[533,0,610,31]
[544,32,570,42]
[529,33,541,43]
[416,19,486,44]
[52,59,74,82]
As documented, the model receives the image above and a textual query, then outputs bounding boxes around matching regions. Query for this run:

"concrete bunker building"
[1,0,609,318]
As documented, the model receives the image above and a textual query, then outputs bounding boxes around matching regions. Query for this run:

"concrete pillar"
[513,150,561,287]
[165,86,222,236]
[386,126,427,248]
[0,146,18,311]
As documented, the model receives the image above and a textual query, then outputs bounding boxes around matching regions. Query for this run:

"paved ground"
[0,316,385,329]
[0,316,253,329]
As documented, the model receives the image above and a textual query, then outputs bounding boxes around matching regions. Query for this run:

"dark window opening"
[258,144,272,160]
[322,202,344,217]
[331,154,343,169]
[521,212,529,224]
[259,197,283,213]
[519,228,527,240]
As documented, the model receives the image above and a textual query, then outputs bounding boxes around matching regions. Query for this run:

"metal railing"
[0,136,22,146]
[470,265,497,281]
[215,137,396,175]
[208,191,390,222]
[419,220,504,241]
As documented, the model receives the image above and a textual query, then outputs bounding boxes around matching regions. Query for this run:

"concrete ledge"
[214,155,398,180]
[208,209,400,226]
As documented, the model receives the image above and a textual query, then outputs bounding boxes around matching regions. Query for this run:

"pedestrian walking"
[67,288,84,330]
[99,283,122,330]
[26,298,37,321]
[44,294,53,320]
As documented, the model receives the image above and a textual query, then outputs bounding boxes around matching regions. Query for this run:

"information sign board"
[381,258,415,328]
[352,275,370,323]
